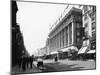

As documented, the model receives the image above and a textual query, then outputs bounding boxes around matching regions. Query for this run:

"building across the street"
[78,5,96,55]
[83,5,96,50]
[47,7,84,58]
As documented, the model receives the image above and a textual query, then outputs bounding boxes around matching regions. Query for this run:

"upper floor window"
[92,6,96,12]
[91,17,95,22]
[84,15,88,21]
[77,32,80,36]
[91,12,95,17]
[77,23,80,28]
[77,38,80,43]
[85,23,88,28]
[85,31,88,37]
[83,6,88,13]
[92,22,95,27]
[92,31,96,39]
[92,22,96,30]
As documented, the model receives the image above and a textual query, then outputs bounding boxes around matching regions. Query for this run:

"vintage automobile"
[37,58,44,68]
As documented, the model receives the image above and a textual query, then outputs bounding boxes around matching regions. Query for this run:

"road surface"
[12,59,96,74]
[33,59,96,73]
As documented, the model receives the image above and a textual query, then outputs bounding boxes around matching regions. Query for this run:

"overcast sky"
[17,1,68,55]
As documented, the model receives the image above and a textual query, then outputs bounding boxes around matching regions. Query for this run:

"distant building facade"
[38,46,47,56]
[47,7,83,55]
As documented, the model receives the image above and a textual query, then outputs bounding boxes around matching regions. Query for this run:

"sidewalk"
[11,63,41,74]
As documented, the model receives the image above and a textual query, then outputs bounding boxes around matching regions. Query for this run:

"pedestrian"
[22,57,26,71]
[54,56,58,62]
[30,56,33,69]
[26,56,28,69]
[18,57,21,68]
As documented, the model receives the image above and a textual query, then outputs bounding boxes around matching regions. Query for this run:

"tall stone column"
[64,28,66,47]
[66,27,68,46]
[72,22,74,44]
[55,35,57,49]
[59,32,61,49]
[62,29,64,47]
[57,34,59,49]
[60,31,62,48]
[68,25,70,46]
[61,30,63,48]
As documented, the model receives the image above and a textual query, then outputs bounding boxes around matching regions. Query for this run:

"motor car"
[37,58,43,68]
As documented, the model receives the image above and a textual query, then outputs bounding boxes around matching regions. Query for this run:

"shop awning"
[61,46,78,52]
[50,51,58,55]
[70,46,78,51]
[61,48,70,52]
[78,46,88,54]
[87,50,96,54]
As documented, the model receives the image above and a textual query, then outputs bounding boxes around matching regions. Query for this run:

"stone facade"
[47,7,83,54]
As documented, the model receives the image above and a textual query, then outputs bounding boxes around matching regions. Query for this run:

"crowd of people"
[17,55,34,71]
[16,55,59,71]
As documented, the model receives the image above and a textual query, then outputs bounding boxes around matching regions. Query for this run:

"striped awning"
[70,46,78,51]
[61,46,78,52]
[50,51,58,55]
[87,50,96,54]
[78,46,88,54]
[61,47,70,52]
